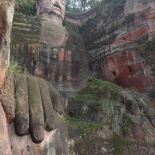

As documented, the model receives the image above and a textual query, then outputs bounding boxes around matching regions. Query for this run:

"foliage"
[71,93,97,101]
[113,134,126,155]
[7,61,29,74]
[66,0,102,13]
[125,13,135,25]
[106,0,126,15]
[63,19,79,32]
[120,113,132,136]
[7,62,22,73]
[138,38,155,57]
[69,77,122,122]
[44,119,49,129]
[70,78,123,104]
[86,77,123,96]
[137,37,155,76]
[15,0,36,15]
[65,116,103,138]
[114,113,132,155]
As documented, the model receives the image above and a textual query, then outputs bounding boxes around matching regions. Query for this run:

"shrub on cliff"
[15,0,36,15]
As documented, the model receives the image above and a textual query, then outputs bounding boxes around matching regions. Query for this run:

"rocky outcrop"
[67,78,155,155]
[0,102,12,155]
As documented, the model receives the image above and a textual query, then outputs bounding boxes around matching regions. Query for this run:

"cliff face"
[65,0,155,95]
[0,1,14,154]
[0,0,14,88]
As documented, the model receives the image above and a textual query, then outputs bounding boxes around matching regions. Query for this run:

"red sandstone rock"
[0,101,12,155]
[96,50,154,92]
[0,1,15,154]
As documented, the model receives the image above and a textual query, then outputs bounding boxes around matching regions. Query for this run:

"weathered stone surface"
[0,102,12,155]
[36,0,66,26]
[0,73,15,123]
[0,1,15,154]
[40,21,67,46]
[95,50,154,93]
[9,118,68,155]
[67,80,155,155]
[0,0,14,87]
[2,73,69,154]
[11,13,41,44]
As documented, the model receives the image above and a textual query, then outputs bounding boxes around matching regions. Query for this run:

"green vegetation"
[79,1,133,49]
[71,93,97,101]
[67,78,123,139]
[69,78,122,121]
[63,19,79,32]
[102,0,126,16]
[69,77,123,118]
[66,0,102,14]
[137,38,155,76]
[124,13,135,25]
[65,31,86,54]
[66,0,126,15]
[15,103,19,114]
[113,134,126,155]
[68,78,123,137]
[7,61,29,74]
[85,77,123,98]
[121,114,132,136]
[67,77,135,154]
[11,13,41,44]
[7,62,22,73]
[65,116,103,138]
[114,113,132,155]
[15,0,36,15]
[138,38,155,57]
[44,119,49,129]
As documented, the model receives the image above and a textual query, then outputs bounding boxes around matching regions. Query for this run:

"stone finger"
[38,78,57,131]
[14,74,29,136]
[46,81,64,115]
[126,98,141,116]
[139,98,155,127]
[27,76,44,143]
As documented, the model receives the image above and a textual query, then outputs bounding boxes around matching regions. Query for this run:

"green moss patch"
[65,116,103,138]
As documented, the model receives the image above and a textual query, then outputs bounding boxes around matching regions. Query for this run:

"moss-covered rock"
[67,78,155,155]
